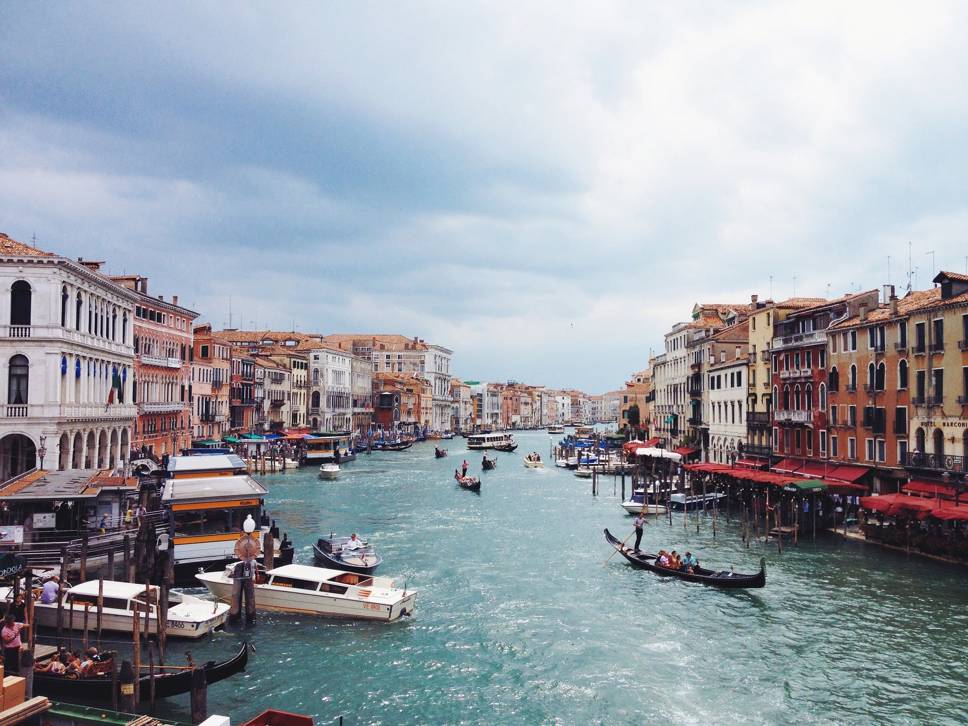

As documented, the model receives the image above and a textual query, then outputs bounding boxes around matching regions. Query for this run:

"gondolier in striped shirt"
[633,512,647,552]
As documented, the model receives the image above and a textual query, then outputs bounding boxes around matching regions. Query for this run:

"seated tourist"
[682,552,698,573]
[669,551,681,570]
[657,550,670,567]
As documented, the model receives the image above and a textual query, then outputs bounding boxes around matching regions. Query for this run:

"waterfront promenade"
[152,431,966,725]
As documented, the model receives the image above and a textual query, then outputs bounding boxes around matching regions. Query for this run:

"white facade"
[0,238,137,481]
[706,359,747,462]
[310,347,352,431]
[423,344,454,432]
[653,322,689,446]
[350,355,372,434]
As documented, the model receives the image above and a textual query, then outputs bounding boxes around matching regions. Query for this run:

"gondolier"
[633,512,647,552]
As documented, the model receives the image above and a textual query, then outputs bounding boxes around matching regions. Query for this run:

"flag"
[106,369,122,409]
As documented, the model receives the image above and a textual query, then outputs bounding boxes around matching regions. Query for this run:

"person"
[657,550,670,567]
[1,614,24,675]
[40,576,60,604]
[123,506,133,528]
[633,512,647,552]
[670,550,681,570]
[98,513,109,534]
[455,469,462,481]
[9,593,25,622]
[344,533,363,552]
[682,552,698,573]
[462,460,469,477]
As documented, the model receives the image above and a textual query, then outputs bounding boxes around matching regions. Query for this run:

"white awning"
[635,447,682,461]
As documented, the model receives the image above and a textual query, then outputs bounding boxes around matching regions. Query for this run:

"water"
[158,431,967,725]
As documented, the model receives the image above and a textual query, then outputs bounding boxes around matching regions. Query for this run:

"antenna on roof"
[926,250,936,282]
[887,255,891,287]
[228,295,233,329]
[906,241,913,293]
[793,275,797,297]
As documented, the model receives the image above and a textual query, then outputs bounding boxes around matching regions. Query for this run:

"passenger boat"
[301,432,354,465]
[603,529,766,589]
[481,456,497,471]
[4,580,229,639]
[548,425,565,434]
[670,492,726,510]
[312,535,382,575]
[467,432,516,451]
[456,475,481,491]
[318,463,341,480]
[434,447,448,458]
[161,454,294,584]
[196,563,416,622]
[32,642,249,704]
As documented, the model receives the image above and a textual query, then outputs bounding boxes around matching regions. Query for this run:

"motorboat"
[318,463,341,480]
[548,425,565,434]
[554,458,569,468]
[670,492,727,510]
[313,535,382,575]
[621,491,668,515]
[574,467,593,479]
[566,455,579,469]
[196,563,416,622]
[7,580,229,639]
[523,453,544,468]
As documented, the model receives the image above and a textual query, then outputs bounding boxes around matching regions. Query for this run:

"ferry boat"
[467,432,516,451]
[548,425,565,434]
[161,454,294,583]
[301,432,355,465]
[196,563,416,622]
[6,580,230,638]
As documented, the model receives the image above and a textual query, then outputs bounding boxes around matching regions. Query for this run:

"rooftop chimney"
[882,284,895,305]
[751,294,758,305]
[889,288,898,316]
[172,295,179,306]
[858,303,867,322]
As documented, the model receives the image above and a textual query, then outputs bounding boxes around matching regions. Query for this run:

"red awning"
[860,493,934,516]
[735,458,766,469]
[826,464,870,483]
[771,458,803,474]
[821,480,869,494]
[624,437,660,454]
[674,446,699,457]
[797,461,831,479]
[930,504,968,521]
[903,480,959,500]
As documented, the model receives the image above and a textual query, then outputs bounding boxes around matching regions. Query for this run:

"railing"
[930,343,944,353]
[3,404,27,418]
[913,344,926,355]
[747,412,771,425]
[771,330,826,351]
[904,451,965,473]
[742,443,772,458]
[846,383,857,392]
[761,350,771,362]
[140,354,170,367]
[62,403,137,419]
[687,417,703,426]
[894,342,908,353]
[211,378,224,389]
[959,395,968,405]
[269,373,287,384]
[199,412,217,422]
[929,394,943,405]
[6,325,31,338]
[873,343,885,353]
[309,407,321,415]
[139,401,185,413]
[774,409,812,423]
[911,395,926,405]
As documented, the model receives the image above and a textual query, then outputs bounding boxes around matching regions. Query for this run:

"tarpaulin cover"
[902,480,958,500]
[827,464,870,483]
[771,458,803,474]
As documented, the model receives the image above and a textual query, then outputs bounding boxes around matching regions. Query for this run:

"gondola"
[382,441,413,452]
[434,447,448,458]
[312,535,382,575]
[32,642,250,704]
[603,529,765,589]
[481,456,497,470]
[492,443,518,453]
[456,476,481,491]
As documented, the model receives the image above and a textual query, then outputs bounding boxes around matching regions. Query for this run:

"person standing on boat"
[1,614,24,675]
[633,512,647,552]
[461,460,468,477]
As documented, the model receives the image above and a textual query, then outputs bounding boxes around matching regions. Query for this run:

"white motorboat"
[196,563,416,622]
[620,499,668,515]
[3,580,229,639]
[670,492,726,510]
[318,463,341,480]
[574,466,593,478]
[566,456,579,468]
[554,458,569,468]
[523,453,544,468]
[548,425,565,434]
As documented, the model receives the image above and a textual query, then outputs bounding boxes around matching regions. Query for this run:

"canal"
[158,430,967,724]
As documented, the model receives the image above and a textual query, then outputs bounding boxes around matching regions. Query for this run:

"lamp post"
[37,433,48,471]
[726,442,738,468]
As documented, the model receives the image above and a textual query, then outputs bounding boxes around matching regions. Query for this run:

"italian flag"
[106,369,123,408]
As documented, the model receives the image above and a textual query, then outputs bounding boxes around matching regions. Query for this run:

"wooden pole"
[24,569,35,655]
[263,531,275,573]
[97,577,104,649]
[67,598,74,651]
[157,580,168,663]
[118,659,134,713]
[122,534,131,583]
[79,530,89,583]
[82,603,90,650]
[148,641,156,712]
[107,549,115,581]
[19,650,33,700]
[56,546,68,636]
[190,666,208,724]
[132,594,141,705]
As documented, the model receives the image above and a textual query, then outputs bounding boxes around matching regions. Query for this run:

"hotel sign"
[917,418,968,430]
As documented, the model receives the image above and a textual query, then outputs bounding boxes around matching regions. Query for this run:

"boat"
[318,463,341,480]
[301,432,355,465]
[574,467,593,478]
[382,440,413,452]
[312,535,382,575]
[566,455,579,469]
[434,447,448,458]
[32,642,249,704]
[523,453,544,468]
[4,580,230,639]
[603,529,766,589]
[554,458,569,468]
[493,442,518,452]
[481,456,497,471]
[620,493,668,515]
[467,432,516,451]
[670,492,726,510]
[548,425,565,434]
[456,476,481,491]
[441,432,456,440]
[196,563,417,622]
[161,454,294,584]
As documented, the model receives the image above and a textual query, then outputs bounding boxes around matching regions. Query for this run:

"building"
[308,346,352,431]
[451,379,473,433]
[192,325,232,441]
[0,233,137,480]
[350,354,373,434]
[111,275,198,457]
[229,352,256,431]
[705,321,750,463]
[254,355,291,431]
[620,370,652,434]
[372,372,432,432]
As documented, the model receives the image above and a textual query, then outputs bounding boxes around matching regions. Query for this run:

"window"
[915,322,926,352]
[819,430,827,455]
[61,286,69,327]
[10,281,31,326]
[898,321,907,347]
[867,362,875,389]
[806,429,813,454]
[794,352,801,369]
[7,355,28,404]
[831,435,839,457]
[876,362,885,390]
[865,438,874,461]
[868,328,876,350]
[830,405,838,425]
[895,407,907,435]
[898,439,908,463]
[819,383,827,411]
[829,366,839,391]
[795,429,802,451]
[916,369,926,401]
[848,405,857,426]
[898,360,908,389]
[848,437,856,460]
[850,330,857,351]
[877,439,886,462]
[849,365,857,390]
[932,319,944,350]
[932,369,943,403]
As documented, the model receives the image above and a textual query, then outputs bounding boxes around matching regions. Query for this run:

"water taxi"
[523,453,544,468]
[318,463,341,480]
[670,492,727,510]
[302,432,354,465]
[8,580,229,638]
[467,432,516,451]
[196,563,416,622]
[161,454,294,583]
[548,425,565,434]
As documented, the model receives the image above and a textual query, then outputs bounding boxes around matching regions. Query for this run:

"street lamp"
[726,442,738,468]
[37,434,48,471]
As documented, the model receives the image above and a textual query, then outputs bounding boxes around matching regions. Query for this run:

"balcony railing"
[687,417,703,426]
[3,405,27,418]
[309,407,321,415]
[913,345,926,355]
[772,330,826,351]
[139,401,186,414]
[846,384,857,392]
[5,325,31,338]
[930,343,944,353]
[760,350,771,362]
[911,395,926,405]
[741,443,772,458]
[774,409,812,423]
[211,378,224,389]
[747,412,771,425]
[959,340,968,352]
[904,451,965,473]
[894,342,908,353]
[959,395,968,405]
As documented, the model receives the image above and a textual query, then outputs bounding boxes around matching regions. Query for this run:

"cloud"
[2,1,968,391]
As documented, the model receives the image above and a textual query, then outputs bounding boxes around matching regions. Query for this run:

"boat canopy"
[162,475,267,503]
[635,447,681,461]
[69,581,156,599]
[267,563,346,583]
[167,454,247,473]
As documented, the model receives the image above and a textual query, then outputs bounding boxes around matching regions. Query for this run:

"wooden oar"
[604,530,636,564]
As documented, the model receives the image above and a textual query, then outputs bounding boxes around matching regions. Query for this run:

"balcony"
[904,451,965,473]
[762,381,770,389]
[846,384,857,393]
[872,343,885,354]
[2,405,27,418]
[742,443,772,458]
[687,417,703,426]
[913,345,926,356]
[5,325,31,338]
[929,343,944,354]
[747,412,771,426]
[911,395,926,405]
[959,396,968,405]
[929,394,943,406]
[774,409,812,424]
[894,342,908,353]
[139,355,182,369]
[959,340,968,352]
[309,407,321,415]
[772,330,826,351]
[139,401,186,414]
[269,373,287,384]
[760,350,771,362]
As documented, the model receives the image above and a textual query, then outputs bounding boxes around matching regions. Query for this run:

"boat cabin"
[467,432,515,450]
[302,433,353,463]
[264,564,374,595]
[61,581,184,614]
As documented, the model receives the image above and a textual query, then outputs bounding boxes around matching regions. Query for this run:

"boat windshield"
[328,573,374,587]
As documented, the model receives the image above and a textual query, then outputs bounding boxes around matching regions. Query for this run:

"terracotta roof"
[709,319,750,342]
[0,232,54,257]
[937,270,968,283]
[773,297,828,309]
[829,288,946,329]
[323,334,429,352]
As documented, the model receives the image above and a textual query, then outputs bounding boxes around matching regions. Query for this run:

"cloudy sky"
[2,2,968,392]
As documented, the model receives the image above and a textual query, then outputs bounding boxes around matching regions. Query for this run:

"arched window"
[7,355,29,404]
[819,383,827,411]
[932,428,944,459]
[782,385,790,410]
[111,308,117,341]
[772,386,778,411]
[10,281,31,326]
[311,390,321,408]
[805,384,813,410]
[849,365,857,389]
[61,286,69,327]
[76,292,83,331]
[898,359,908,390]
[794,385,802,410]
[875,362,885,391]
[829,366,839,392]
[87,298,93,333]
[867,362,875,388]
[121,312,128,344]
[915,427,925,453]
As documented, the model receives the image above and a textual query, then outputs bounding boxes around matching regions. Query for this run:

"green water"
[159,431,967,725]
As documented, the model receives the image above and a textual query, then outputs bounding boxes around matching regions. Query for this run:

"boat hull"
[312,543,381,575]
[31,603,226,640]
[523,460,544,468]
[621,502,667,515]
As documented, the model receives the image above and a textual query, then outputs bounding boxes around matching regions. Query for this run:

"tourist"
[40,576,60,604]
[682,552,698,573]
[1,614,24,675]
[123,506,133,527]
[461,460,469,477]
[657,550,670,567]
[633,512,647,552]
[670,550,681,570]
[344,533,363,552]
[454,469,461,481]
[99,513,109,533]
